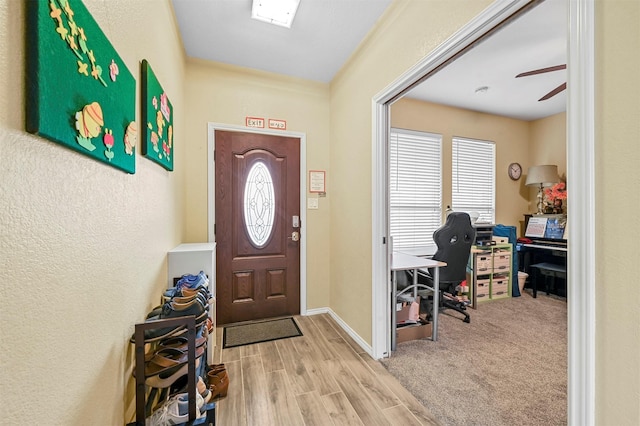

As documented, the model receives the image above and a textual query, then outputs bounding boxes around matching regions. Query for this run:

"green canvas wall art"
[141,60,174,171]
[26,0,137,174]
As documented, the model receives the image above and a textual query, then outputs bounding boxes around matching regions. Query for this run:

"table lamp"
[525,165,560,214]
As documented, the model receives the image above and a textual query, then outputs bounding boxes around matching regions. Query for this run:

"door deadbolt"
[288,231,300,242]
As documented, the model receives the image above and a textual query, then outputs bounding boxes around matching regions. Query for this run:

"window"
[243,161,275,247]
[389,129,442,250]
[452,137,495,223]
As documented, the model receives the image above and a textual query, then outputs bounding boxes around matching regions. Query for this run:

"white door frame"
[207,122,308,315]
[371,1,595,425]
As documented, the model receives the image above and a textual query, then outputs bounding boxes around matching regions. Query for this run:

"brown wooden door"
[215,130,300,325]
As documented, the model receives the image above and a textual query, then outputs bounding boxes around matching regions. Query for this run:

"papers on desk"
[525,216,567,239]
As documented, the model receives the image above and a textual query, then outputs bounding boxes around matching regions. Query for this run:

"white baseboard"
[304,308,374,357]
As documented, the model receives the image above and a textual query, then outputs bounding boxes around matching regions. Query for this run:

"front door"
[215,130,301,325]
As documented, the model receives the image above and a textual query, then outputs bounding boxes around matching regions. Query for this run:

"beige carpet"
[381,292,567,426]
[223,317,302,348]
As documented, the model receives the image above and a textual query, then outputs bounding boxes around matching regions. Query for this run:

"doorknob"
[288,231,300,242]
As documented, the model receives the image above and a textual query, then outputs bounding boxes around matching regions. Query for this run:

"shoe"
[176,271,208,290]
[146,300,208,324]
[207,371,229,399]
[171,293,211,306]
[146,298,208,319]
[144,348,206,388]
[144,346,206,378]
[205,317,214,334]
[197,376,212,404]
[144,335,208,362]
[146,391,205,425]
[163,286,211,301]
[207,363,226,376]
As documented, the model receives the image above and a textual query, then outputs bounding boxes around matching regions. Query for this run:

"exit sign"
[246,117,265,128]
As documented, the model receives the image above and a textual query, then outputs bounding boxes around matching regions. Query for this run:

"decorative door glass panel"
[243,161,275,247]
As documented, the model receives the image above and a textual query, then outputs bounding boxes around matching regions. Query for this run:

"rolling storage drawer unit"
[467,243,512,305]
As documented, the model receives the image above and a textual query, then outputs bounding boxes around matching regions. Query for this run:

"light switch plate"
[307,198,319,209]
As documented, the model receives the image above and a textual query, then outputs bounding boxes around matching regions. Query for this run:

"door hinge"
[383,236,386,244]
[214,224,216,235]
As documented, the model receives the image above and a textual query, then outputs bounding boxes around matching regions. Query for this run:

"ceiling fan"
[515,64,566,101]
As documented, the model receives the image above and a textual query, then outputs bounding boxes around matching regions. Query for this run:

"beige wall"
[183,60,332,310]
[329,0,493,345]
[0,0,185,424]
[391,98,532,231]
[596,1,640,424]
[529,112,567,212]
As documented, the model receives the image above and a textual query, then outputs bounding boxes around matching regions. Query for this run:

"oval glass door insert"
[243,161,275,247]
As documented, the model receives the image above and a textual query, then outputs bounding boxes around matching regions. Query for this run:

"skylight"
[251,0,300,29]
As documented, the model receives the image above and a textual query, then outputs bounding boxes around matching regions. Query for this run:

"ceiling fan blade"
[516,64,567,78]
[538,82,567,101]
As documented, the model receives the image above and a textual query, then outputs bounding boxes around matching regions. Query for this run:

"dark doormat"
[223,317,302,349]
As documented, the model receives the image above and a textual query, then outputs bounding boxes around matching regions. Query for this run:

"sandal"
[144,346,205,378]
[144,349,206,388]
[144,335,207,362]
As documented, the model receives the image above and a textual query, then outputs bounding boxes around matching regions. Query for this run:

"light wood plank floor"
[211,313,441,426]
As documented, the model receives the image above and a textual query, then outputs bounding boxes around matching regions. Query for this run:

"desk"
[391,251,446,349]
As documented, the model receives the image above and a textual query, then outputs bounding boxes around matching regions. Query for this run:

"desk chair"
[416,212,476,323]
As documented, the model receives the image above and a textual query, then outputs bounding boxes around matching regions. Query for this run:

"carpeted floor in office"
[381,291,567,426]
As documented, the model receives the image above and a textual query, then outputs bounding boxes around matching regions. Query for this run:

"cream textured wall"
[183,59,332,310]
[329,0,493,343]
[391,98,532,232]
[530,113,567,176]
[529,112,567,212]
[595,1,640,424]
[0,1,185,424]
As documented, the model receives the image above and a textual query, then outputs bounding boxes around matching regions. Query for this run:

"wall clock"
[508,162,522,180]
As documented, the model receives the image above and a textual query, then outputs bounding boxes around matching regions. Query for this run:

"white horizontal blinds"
[452,137,495,223]
[389,129,442,249]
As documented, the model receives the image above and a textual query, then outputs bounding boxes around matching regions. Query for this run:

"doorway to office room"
[207,123,309,325]
[371,0,595,423]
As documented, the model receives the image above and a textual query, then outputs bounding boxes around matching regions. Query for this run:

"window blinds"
[452,137,495,223]
[389,129,442,249]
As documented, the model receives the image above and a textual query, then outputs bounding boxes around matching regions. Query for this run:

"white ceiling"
[405,0,567,121]
[171,0,393,83]
[172,0,567,121]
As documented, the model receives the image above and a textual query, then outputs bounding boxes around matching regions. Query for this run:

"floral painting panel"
[26,0,137,174]
[141,60,173,171]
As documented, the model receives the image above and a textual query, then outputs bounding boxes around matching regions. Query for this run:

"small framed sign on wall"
[309,170,326,193]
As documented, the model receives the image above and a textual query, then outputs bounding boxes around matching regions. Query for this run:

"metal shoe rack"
[127,315,215,426]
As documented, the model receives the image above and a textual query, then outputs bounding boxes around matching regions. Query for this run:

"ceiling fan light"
[251,0,301,29]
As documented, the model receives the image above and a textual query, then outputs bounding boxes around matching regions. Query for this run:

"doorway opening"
[371,0,595,424]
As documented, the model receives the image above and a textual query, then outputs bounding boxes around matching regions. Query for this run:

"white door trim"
[371,1,595,425]
[207,122,308,315]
